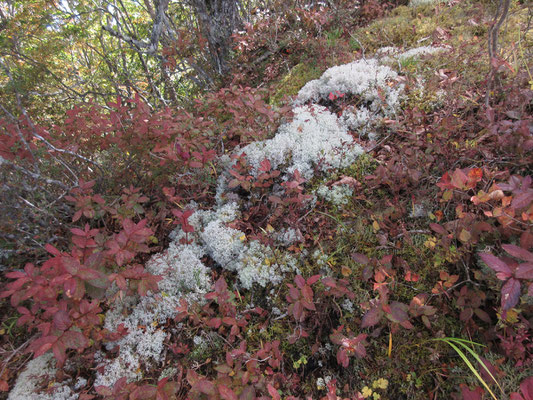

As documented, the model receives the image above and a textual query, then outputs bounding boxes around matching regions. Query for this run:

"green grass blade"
[434,339,498,400]
[442,337,485,347]
[445,339,503,394]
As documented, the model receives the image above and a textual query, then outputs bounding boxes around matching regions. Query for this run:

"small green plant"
[326,27,343,47]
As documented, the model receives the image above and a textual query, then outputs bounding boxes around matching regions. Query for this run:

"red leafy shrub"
[0,183,160,368]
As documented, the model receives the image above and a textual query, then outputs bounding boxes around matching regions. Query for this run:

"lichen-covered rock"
[241,105,364,179]
[8,353,77,400]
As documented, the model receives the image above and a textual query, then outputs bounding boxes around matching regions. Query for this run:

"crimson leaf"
[501,278,521,310]
[479,252,512,280]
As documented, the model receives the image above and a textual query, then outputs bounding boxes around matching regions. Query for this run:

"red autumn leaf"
[301,300,316,311]
[479,253,513,280]
[132,384,157,399]
[460,384,484,400]
[53,310,71,331]
[301,285,313,301]
[29,335,58,358]
[52,339,67,366]
[501,278,521,310]
[45,243,62,256]
[511,192,533,209]
[307,274,321,285]
[429,223,447,235]
[292,301,304,320]
[351,253,369,264]
[4,270,26,279]
[361,306,382,328]
[386,301,409,323]
[516,263,533,279]
[0,380,8,392]
[259,158,271,172]
[405,270,419,282]
[503,244,533,262]
[208,317,222,329]
[193,380,215,396]
[294,275,305,289]
[62,257,81,275]
[519,376,533,400]
[467,168,483,185]
[218,384,238,400]
[267,384,281,400]
[61,330,89,350]
[437,172,453,190]
[336,348,349,368]
[451,168,468,189]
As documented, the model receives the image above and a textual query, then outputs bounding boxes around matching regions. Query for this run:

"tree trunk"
[191,0,242,76]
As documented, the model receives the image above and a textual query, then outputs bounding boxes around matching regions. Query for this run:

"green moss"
[343,153,379,181]
[270,63,323,106]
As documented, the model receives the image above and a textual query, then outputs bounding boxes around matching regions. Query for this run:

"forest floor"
[1,0,532,399]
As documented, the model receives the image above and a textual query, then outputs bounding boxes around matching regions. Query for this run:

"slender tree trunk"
[191,0,242,76]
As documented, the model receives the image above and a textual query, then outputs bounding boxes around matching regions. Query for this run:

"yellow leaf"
[498,308,519,324]
[239,234,246,241]
[341,265,352,277]
[443,190,453,201]
[372,220,380,232]
[458,229,471,243]
[424,237,436,249]
[388,331,392,358]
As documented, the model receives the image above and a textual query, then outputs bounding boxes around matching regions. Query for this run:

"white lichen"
[95,239,212,389]
[295,59,403,114]
[8,353,77,400]
[316,184,354,205]
[241,105,364,180]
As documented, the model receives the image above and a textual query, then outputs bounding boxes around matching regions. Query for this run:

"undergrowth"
[1,0,532,399]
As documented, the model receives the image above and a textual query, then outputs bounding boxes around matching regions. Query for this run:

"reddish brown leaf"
[479,253,512,280]
[351,253,369,264]
[218,384,238,400]
[307,274,321,285]
[361,306,382,328]
[53,310,71,331]
[503,244,533,262]
[460,384,484,400]
[387,302,409,323]
[194,379,215,396]
[132,385,157,399]
[429,223,447,235]
[519,376,533,400]
[501,278,521,310]
[267,384,281,400]
[511,192,533,209]
[62,330,89,350]
[294,275,305,289]
[516,263,533,279]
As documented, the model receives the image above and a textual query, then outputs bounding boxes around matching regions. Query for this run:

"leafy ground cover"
[0,0,532,399]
